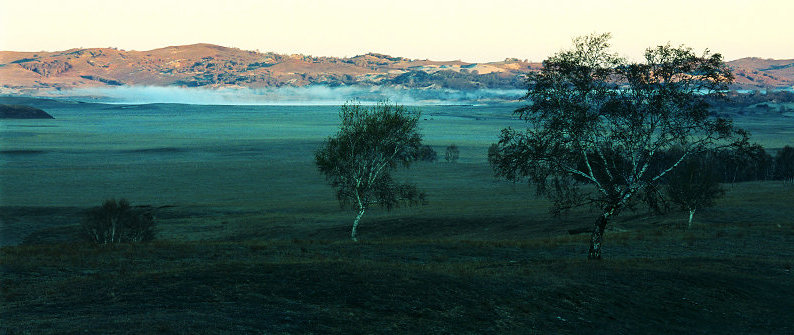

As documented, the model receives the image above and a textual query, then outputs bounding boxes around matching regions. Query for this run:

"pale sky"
[1,0,792,62]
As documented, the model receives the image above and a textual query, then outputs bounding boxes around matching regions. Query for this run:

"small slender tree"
[665,155,724,227]
[489,33,746,259]
[315,101,426,242]
[445,144,460,162]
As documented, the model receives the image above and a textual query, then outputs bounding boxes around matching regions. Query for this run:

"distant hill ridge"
[1,43,791,95]
[0,104,54,119]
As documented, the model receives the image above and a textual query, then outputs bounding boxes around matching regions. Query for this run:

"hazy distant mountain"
[0,43,791,96]
[727,57,794,89]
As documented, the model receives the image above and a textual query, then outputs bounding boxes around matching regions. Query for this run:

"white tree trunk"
[110,217,118,244]
[351,207,366,242]
[688,208,696,228]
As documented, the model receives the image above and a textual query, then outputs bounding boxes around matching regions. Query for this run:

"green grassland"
[1,101,794,333]
[2,182,793,334]
[3,163,793,334]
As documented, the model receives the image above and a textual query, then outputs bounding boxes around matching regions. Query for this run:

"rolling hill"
[0,44,791,96]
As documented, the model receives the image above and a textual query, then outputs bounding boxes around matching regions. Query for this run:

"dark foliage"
[775,146,794,182]
[710,144,775,183]
[445,144,460,163]
[390,69,525,89]
[665,155,725,226]
[81,199,156,245]
[707,90,794,109]
[489,33,744,259]
[417,145,438,162]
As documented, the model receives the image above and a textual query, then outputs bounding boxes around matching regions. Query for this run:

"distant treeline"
[174,69,526,90]
[388,70,525,90]
[174,69,794,93]
[707,90,794,111]
[656,146,794,184]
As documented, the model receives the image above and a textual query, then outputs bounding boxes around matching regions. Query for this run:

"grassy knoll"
[2,182,793,334]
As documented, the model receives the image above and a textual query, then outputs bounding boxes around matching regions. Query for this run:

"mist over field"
[3,33,793,334]
[50,86,525,105]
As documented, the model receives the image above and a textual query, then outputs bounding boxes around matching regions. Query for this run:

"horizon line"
[2,42,789,64]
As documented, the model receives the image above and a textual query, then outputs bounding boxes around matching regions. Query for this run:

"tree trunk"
[351,207,366,242]
[588,209,613,260]
[688,208,696,228]
[110,217,118,244]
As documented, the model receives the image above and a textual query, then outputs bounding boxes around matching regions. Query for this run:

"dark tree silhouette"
[315,101,426,241]
[445,144,460,163]
[82,199,156,245]
[489,33,746,259]
[665,155,724,227]
[418,145,438,162]
[775,146,794,183]
[713,144,774,184]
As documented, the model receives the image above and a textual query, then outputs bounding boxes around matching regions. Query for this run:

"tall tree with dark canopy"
[489,33,745,259]
[315,101,426,241]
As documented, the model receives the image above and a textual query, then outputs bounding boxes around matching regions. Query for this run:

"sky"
[1,0,792,63]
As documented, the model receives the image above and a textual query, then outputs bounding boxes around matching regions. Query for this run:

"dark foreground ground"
[1,182,793,334]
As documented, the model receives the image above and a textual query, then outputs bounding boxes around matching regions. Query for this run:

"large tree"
[489,33,745,259]
[315,101,426,242]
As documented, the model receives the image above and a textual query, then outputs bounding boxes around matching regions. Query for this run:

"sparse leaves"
[81,199,156,245]
[315,101,426,241]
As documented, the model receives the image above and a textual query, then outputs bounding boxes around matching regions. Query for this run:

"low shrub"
[417,145,438,162]
[81,199,156,245]
[445,144,460,163]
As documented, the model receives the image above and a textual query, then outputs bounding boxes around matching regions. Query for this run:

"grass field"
[2,181,793,334]
[1,99,794,333]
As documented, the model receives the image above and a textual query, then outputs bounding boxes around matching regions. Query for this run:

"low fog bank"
[50,86,525,105]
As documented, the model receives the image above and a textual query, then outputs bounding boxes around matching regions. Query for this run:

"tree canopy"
[665,154,725,227]
[489,33,746,259]
[315,101,426,241]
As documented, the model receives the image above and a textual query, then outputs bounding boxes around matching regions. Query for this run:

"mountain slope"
[728,57,794,89]
[1,44,791,96]
[0,44,535,95]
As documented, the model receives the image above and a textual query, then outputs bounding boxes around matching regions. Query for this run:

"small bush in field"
[445,144,460,162]
[81,199,156,245]
[418,145,438,162]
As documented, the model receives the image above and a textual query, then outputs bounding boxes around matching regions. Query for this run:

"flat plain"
[1,98,793,334]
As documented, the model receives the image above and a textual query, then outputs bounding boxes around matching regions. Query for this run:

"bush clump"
[81,199,156,245]
[445,144,460,163]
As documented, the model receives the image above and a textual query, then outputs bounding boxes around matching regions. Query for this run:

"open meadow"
[1,98,793,334]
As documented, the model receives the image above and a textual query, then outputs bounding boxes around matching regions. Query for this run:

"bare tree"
[489,33,746,259]
[315,101,426,242]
